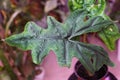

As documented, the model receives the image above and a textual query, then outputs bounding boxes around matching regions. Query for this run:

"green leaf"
[68,0,120,50]
[98,24,120,50]
[68,0,106,16]
[5,10,113,74]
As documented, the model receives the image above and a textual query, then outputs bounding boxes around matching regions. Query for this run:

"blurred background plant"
[0,0,119,80]
[0,0,68,80]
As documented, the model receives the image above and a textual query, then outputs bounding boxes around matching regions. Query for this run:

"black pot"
[68,61,117,80]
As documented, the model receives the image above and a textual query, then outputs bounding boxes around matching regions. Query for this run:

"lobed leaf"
[99,24,120,50]
[5,10,114,74]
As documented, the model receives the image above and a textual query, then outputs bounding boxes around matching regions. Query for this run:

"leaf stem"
[87,70,94,77]
[83,34,87,43]
[114,20,119,23]
[1,39,5,41]
[5,9,22,37]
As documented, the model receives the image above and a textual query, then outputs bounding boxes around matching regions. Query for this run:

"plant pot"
[68,61,117,80]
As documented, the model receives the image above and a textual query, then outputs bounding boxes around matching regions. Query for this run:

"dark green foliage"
[5,10,114,74]
[68,0,120,50]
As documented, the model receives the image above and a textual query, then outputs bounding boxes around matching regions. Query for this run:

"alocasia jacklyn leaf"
[5,10,114,74]
[98,15,120,50]
[99,24,120,50]
[69,0,120,50]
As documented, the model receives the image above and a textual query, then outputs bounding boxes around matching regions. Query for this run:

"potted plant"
[4,0,119,80]
[68,0,119,80]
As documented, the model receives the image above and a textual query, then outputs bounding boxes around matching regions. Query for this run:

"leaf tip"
[32,59,39,64]
[47,16,55,22]
[108,61,115,67]
[58,61,71,68]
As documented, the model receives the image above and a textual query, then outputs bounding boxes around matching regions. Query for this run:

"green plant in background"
[68,0,106,16]
[0,0,71,80]
[4,0,119,76]
[69,0,120,50]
